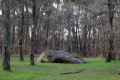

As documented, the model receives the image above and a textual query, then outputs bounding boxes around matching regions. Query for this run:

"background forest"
[1,0,120,59]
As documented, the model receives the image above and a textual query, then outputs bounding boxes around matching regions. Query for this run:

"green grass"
[0,57,120,80]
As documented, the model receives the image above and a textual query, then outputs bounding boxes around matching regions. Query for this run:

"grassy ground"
[0,57,120,80]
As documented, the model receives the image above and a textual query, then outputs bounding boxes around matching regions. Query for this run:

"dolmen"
[37,50,86,64]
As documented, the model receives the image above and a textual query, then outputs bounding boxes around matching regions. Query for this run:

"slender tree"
[106,0,115,62]
[2,0,11,71]
[30,0,38,65]
[18,0,24,61]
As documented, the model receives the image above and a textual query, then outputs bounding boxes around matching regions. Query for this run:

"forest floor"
[0,57,120,80]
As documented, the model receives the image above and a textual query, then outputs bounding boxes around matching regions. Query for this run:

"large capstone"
[45,50,86,64]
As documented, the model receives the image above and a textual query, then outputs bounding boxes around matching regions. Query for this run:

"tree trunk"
[44,11,50,49]
[106,0,115,62]
[83,25,87,57]
[2,0,11,71]
[12,10,15,44]
[25,0,30,46]
[30,0,38,65]
[76,20,79,54]
[83,6,88,57]
[18,0,24,61]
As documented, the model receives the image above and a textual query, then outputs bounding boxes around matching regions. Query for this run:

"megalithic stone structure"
[38,50,86,64]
